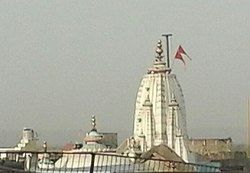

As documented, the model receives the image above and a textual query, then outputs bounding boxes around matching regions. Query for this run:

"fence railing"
[0,151,221,172]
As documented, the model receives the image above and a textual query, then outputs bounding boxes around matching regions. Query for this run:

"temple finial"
[155,40,164,62]
[91,115,96,130]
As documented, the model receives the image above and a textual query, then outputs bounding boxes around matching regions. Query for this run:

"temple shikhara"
[133,40,191,161]
[117,39,195,163]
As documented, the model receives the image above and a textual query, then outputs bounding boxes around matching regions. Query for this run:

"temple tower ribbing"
[168,93,178,149]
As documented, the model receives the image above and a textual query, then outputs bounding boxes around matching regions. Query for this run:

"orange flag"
[174,45,191,65]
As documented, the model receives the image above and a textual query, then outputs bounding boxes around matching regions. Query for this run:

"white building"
[130,40,194,162]
[0,128,39,159]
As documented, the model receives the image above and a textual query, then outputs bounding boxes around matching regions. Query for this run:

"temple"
[118,39,195,163]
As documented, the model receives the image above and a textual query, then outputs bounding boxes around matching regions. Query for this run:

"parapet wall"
[188,138,232,160]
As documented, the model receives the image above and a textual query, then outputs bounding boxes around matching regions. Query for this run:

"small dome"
[84,129,103,143]
[88,130,102,137]
[81,115,107,152]
[83,116,103,143]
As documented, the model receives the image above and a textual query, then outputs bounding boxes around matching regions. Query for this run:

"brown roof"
[62,143,75,151]
[140,144,184,162]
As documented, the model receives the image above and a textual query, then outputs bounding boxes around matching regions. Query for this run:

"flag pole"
[162,34,172,69]
[248,98,250,158]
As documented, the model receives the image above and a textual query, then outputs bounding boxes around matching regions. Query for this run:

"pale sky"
[0,0,249,147]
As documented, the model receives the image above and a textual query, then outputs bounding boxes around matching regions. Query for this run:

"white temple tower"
[133,40,192,162]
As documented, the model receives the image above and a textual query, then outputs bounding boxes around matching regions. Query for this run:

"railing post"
[89,153,95,173]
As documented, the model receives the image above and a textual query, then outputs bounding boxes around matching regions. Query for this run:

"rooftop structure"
[0,128,39,153]
[61,115,117,153]
[81,115,107,152]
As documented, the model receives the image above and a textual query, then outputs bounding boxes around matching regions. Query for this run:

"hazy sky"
[0,0,249,147]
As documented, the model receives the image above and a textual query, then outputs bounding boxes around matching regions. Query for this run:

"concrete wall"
[188,138,232,155]
[188,138,233,161]
[100,133,117,149]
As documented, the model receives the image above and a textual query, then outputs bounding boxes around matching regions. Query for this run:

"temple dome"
[81,115,108,152]
[88,130,101,137]
[84,129,103,143]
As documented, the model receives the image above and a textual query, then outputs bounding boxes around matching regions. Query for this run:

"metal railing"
[0,151,221,172]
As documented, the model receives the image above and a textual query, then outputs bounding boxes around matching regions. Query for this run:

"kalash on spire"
[117,35,195,163]
[148,40,171,74]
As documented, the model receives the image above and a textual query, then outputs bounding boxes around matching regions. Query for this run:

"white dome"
[88,130,102,137]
